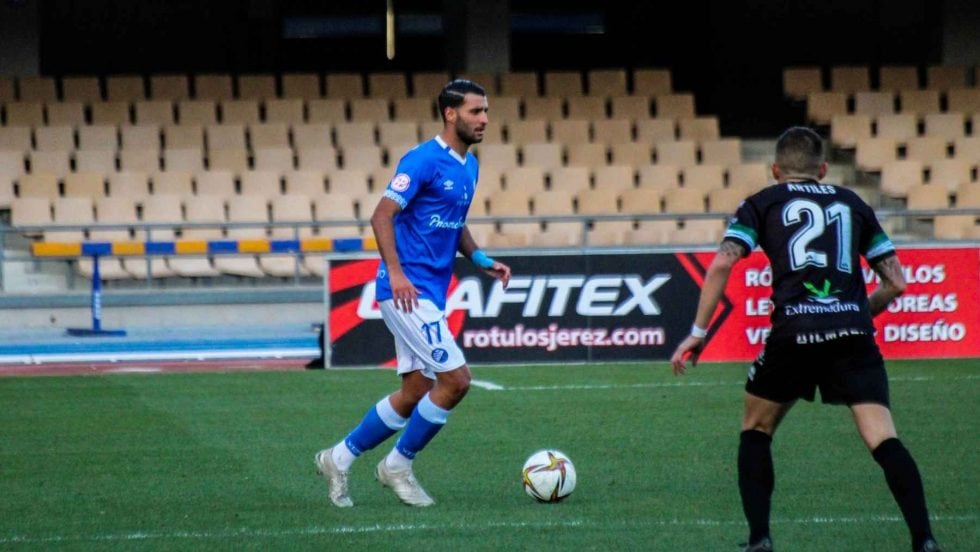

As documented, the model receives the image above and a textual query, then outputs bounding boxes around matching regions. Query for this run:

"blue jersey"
[375,136,479,310]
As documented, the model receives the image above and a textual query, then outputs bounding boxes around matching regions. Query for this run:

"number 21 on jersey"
[782,199,853,273]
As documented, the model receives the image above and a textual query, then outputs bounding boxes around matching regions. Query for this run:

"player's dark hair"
[438,79,486,121]
[775,126,824,176]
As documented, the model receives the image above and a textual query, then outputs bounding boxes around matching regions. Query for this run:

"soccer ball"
[521,449,576,502]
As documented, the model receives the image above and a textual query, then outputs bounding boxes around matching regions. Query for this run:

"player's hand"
[482,261,512,289]
[389,272,419,312]
[670,335,706,375]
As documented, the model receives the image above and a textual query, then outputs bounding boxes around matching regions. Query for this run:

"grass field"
[0,360,976,551]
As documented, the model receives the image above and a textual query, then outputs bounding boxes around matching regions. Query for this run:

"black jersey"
[723,181,896,340]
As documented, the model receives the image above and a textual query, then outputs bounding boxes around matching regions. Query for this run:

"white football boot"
[315,448,353,508]
[375,459,435,507]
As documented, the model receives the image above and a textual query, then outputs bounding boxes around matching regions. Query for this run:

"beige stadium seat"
[119,149,160,173]
[0,174,14,208]
[107,171,151,198]
[220,99,260,124]
[678,116,720,142]
[619,188,663,215]
[523,97,563,121]
[18,173,60,199]
[90,101,131,125]
[476,143,519,171]
[575,188,618,215]
[548,166,591,193]
[61,76,102,102]
[587,220,634,246]
[328,169,371,197]
[281,73,321,100]
[945,89,980,114]
[700,138,742,166]
[566,96,607,120]
[905,136,949,163]
[928,159,972,192]
[296,146,339,172]
[544,71,583,97]
[728,163,772,190]
[195,170,236,197]
[830,66,870,94]
[609,142,652,168]
[284,171,326,196]
[503,167,547,194]
[783,67,823,101]
[171,195,224,277]
[121,125,161,151]
[341,145,383,171]
[213,194,270,277]
[488,222,539,248]
[411,71,450,99]
[549,119,591,145]
[854,91,895,117]
[194,74,233,101]
[253,147,295,173]
[263,194,316,277]
[906,183,950,210]
[64,173,106,198]
[955,183,980,208]
[806,92,848,125]
[350,98,391,122]
[855,138,898,172]
[924,113,966,143]
[378,121,419,149]
[587,69,627,98]
[4,102,44,126]
[632,68,672,97]
[150,75,190,101]
[635,118,677,144]
[29,150,71,175]
[485,95,520,124]
[593,165,636,193]
[637,165,680,189]
[11,197,53,237]
[629,220,677,244]
[17,76,57,102]
[831,115,873,149]
[874,114,918,144]
[106,75,145,102]
[314,192,357,223]
[488,189,531,216]
[506,120,547,147]
[164,147,204,179]
[134,100,174,125]
[708,185,752,214]
[239,171,282,199]
[206,124,247,150]
[164,125,204,150]
[926,66,967,91]
[458,72,498,94]
[326,73,364,99]
[880,160,925,198]
[368,72,408,100]
[177,100,217,125]
[127,194,181,278]
[0,77,15,102]
[237,74,276,100]
[476,167,502,193]
[264,98,305,125]
[565,143,607,168]
[152,171,194,196]
[655,94,696,120]
[307,99,348,123]
[392,98,436,122]
[531,190,574,216]
[0,126,32,154]
[591,119,632,146]
[74,150,117,173]
[292,123,333,149]
[656,140,698,167]
[878,66,919,92]
[208,148,250,174]
[682,165,725,192]
[47,196,94,242]
[334,121,376,148]
[0,150,25,179]
[898,90,941,118]
[499,72,539,97]
[249,123,290,149]
[610,96,652,121]
[669,218,725,244]
[663,187,706,213]
[932,215,978,240]
[34,126,75,152]
[520,142,563,170]
[529,222,582,248]
[954,136,980,162]
[46,102,86,127]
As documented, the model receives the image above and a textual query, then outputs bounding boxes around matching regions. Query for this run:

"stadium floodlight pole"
[386,0,395,60]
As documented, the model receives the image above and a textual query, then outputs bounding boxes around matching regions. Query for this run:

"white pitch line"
[0,514,974,544]
[470,379,506,390]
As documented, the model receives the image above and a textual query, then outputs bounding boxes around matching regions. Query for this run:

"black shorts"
[745,334,889,407]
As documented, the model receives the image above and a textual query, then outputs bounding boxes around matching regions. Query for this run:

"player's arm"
[459,226,511,288]
[371,196,419,312]
[670,239,746,375]
[868,253,906,317]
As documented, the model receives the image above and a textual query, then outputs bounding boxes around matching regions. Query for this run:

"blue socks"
[395,393,451,460]
[343,397,408,457]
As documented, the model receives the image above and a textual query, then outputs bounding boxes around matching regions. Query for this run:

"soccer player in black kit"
[671,127,941,552]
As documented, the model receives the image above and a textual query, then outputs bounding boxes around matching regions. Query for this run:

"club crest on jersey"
[431,348,449,363]
[391,173,411,192]
[443,180,454,190]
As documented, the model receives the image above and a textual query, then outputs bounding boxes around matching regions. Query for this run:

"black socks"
[872,438,934,551]
[739,429,774,544]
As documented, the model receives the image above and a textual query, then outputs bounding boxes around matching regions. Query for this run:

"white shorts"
[379,299,467,379]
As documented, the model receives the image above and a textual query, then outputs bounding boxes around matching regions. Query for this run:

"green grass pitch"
[0,360,976,551]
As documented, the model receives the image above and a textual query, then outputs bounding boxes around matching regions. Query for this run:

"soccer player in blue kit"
[671,127,940,552]
[316,80,511,507]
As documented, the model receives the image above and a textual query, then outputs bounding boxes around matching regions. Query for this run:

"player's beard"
[456,119,484,145]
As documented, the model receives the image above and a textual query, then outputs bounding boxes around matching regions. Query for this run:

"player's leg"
[739,392,795,551]
[851,403,939,552]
